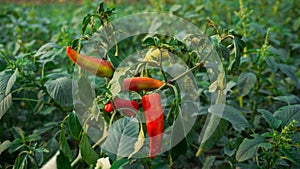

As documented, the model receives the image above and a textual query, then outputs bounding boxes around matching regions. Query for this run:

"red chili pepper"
[142,93,164,158]
[122,77,164,92]
[66,46,114,78]
[104,102,113,113]
[113,97,139,117]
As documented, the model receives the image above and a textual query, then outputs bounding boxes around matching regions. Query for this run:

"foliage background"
[0,0,299,168]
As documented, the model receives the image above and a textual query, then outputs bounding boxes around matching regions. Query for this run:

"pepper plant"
[0,1,299,169]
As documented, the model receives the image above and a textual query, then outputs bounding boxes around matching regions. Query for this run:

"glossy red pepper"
[142,93,164,158]
[66,46,114,78]
[122,77,164,92]
[113,97,139,117]
[104,102,113,113]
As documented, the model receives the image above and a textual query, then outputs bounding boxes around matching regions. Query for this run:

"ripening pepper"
[142,93,164,158]
[122,77,164,92]
[104,102,113,113]
[113,97,139,117]
[66,46,114,78]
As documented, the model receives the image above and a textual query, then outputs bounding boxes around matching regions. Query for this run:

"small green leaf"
[102,118,139,160]
[79,133,99,165]
[170,112,188,160]
[8,140,24,153]
[34,148,44,167]
[25,133,41,142]
[14,154,28,169]
[273,104,300,128]
[236,134,266,162]
[0,94,12,119]
[142,37,156,47]
[273,95,300,104]
[67,111,82,140]
[208,104,250,131]
[59,128,73,161]
[11,127,25,140]
[39,106,56,115]
[279,64,300,89]
[44,138,59,161]
[169,4,182,12]
[5,69,18,95]
[77,74,95,108]
[110,158,129,169]
[237,72,257,96]
[197,117,229,156]
[258,109,281,129]
[45,77,73,107]
[0,69,18,119]
[202,156,216,169]
[56,151,72,169]
[82,14,93,35]
[265,57,278,72]
[281,147,300,166]
[228,36,246,71]
[0,140,12,155]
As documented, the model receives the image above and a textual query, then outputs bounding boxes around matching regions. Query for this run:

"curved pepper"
[66,46,114,78]
[142,93,164,158]
[122,77,164,92]
[113,97,139,117]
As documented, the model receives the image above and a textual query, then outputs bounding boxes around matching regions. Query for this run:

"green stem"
[168,63,201,83]
[13,98,40,102]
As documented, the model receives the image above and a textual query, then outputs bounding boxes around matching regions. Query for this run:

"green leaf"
[34,148,44,167]
[8,140,24,154]
[265,57,278,72]
[39,106,56,115]
[0,69,18,119]
[59,128,73,161]
[0,94,12,119]
[79,133,99,165]
[11,127,25,140]
[25,132,41,142]
[97,2,104,14]
[45,77,73,107]
[281,147,300,166]
[82,14,92,35]
[273,104,300,128]
[169,4,182,12]
[102,118,139,160]
[110,158,129,169]
[258,109,282,129]
[228,36,246,71]
[208,104,250,131]
[67,112,82,140]
[273,95,300,104]
[197,117,229,156]
[278,64,300,89]
[0,140,12,155]
[35,42,62,64]
[4,69,18,95]
[142,37,160,47]
[56,151,72,169]
[237,72,257,96]
[14,153,28,169]
[236,134,266,162]
[170,112,188,161]
[44,138,59,162]
[202,156,216,169]
[77,75,95,108]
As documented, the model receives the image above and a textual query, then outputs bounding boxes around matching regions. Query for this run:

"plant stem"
[168,63,201,83]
